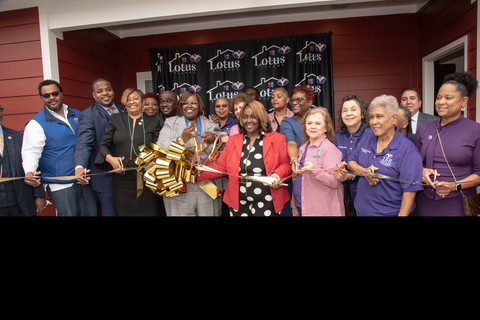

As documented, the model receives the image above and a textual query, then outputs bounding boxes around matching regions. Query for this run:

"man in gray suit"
[400,88,439,134]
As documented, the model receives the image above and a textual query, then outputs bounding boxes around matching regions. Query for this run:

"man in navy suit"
[0,105,46,216]
[73,78,125,216]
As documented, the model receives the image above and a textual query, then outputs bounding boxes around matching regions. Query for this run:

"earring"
[461,106,466,111]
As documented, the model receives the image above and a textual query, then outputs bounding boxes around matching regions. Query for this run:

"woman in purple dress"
[414,71,480,216]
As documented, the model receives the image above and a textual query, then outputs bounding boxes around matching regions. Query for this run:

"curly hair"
[443,71,479,97]
[291,85,315,102]
[337,94,369,134]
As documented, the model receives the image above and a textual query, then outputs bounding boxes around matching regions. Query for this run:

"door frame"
[422,35,468,116]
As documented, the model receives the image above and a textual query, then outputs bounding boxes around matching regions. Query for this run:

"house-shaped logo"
[295,73,327,95]
[206,80,243,102]
[208,49,243,71]
[251,45,288,68]
[172,82,201,98]
[168,52,200,73]
[296,41,326,63]
[252,76,289,100]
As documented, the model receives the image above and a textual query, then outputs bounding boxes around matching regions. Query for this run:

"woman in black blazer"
[95,88,161,216]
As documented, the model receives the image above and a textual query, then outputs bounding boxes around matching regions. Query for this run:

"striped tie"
[0,134,3,156]
[108,107,114,115]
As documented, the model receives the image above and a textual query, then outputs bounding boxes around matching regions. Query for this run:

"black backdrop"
[150,32,333,117]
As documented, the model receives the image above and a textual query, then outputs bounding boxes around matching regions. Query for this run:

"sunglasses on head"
[40,91,60,99]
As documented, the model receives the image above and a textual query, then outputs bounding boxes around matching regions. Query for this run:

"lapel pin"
[7,136,12,139]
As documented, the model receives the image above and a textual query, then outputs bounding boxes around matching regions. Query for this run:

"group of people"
[1,71,479,217]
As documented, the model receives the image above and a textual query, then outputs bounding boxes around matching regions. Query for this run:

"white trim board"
[422,35,468,117]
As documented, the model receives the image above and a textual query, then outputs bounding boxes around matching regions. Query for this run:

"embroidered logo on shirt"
[312,149,322,157]
[361,148,371,154]
[380,153,393,167]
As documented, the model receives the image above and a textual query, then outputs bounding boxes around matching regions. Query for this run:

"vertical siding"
[418,0,477,120]
[57,28,122,112]
[0,7,43,132]
[120,14,419,128]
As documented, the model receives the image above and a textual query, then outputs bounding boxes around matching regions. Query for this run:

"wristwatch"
[455,181,462,192]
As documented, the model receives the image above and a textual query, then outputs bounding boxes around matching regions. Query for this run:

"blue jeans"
[47,184,97,217]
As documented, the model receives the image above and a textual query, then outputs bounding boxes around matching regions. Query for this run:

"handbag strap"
[436,127,465,198]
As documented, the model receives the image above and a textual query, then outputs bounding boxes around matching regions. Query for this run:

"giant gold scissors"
[189,122,211,155]
[208,135,224,162]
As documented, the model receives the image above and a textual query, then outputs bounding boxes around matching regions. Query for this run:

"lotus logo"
[386,153,393,158]
[232,81,244,90]
[189,54,202,62]
[189,84,201,93]
[315,43,327,52]
[233,50,245,59]
[277,77,289,86]
[278,46,291,54]
[316,76,326,84]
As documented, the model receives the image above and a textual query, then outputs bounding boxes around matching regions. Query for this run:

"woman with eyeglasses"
[156,91,223,216]
[279,85,314,216]
[95,88,161,216]
[196,100,291,217]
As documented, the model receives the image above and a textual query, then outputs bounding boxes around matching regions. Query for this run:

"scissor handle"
[208,135,224,162]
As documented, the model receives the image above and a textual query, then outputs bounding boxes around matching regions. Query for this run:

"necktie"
[0,134,4,156]
[108,107,114,115]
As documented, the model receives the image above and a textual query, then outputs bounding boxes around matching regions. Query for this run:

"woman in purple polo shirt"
[348,95,423,216]
[334,95,373,210]
[414,71,480,216]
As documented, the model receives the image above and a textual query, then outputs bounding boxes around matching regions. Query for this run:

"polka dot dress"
[230,133,277,217]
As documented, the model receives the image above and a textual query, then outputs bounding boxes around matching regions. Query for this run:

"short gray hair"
[369,94,399,117]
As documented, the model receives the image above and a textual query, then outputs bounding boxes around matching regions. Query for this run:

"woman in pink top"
[291,107,344,216]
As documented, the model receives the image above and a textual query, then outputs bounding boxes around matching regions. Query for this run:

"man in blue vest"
[22,79,97,216]
[73,78,124,216]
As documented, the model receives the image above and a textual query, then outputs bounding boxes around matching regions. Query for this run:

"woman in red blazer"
[197,100,291,216]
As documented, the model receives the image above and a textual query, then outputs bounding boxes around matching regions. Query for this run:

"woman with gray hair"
[347,94,423,216]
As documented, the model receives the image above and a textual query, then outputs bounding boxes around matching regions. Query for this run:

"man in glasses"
[22,79,97,216]
[73,78,125,216]
[0,105,46,216]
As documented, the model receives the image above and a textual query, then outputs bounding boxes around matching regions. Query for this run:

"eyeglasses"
[290,97,306,104]
[215,104,228,108]
[181,102,199,106]
[40,91,60,99]
[0,107,3,113]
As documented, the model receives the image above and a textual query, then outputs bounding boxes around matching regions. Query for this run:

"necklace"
[128,113,145,158]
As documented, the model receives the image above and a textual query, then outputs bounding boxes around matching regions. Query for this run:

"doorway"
[433,49,464,116]
[422,35,468,116]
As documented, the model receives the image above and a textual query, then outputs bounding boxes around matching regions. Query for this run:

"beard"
[46,102,63,112]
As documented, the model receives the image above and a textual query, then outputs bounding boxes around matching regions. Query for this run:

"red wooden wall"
[417,0,477,120]
[0,7,43,132]
[120,13,419,128]
[57,28,122,112]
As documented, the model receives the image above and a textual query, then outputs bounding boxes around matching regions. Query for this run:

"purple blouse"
[414,116,480,200]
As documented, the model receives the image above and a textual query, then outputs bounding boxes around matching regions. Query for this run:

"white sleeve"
[22,120,46,173]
